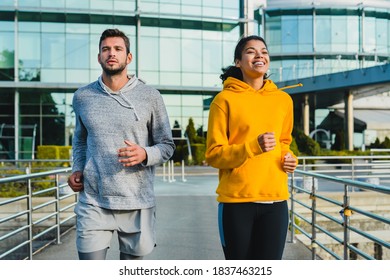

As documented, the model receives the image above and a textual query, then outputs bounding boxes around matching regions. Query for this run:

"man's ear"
[127,52,133,64]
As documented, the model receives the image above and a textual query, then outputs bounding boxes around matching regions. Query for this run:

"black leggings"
[218,201,289,260]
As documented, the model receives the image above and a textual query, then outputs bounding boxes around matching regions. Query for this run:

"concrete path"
[33,166,313,260]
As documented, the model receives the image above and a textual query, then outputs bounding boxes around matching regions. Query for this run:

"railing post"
[181,160,187,182]
[171,160,176,182]
[289,173,295,243]
[351,158,355,192]
[26,167,33,260]
[343,184,351,260]
[310,176,317,260]
[162,162,167,182]
[55,174,61,245]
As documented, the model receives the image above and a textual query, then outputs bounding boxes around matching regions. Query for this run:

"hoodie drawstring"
[107,92,141,121]
[98,76,141,121]
[279,83,303,91]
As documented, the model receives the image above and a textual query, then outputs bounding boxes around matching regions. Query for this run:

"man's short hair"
[99,28,130,54]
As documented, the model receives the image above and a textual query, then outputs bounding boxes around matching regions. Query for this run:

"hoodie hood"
[223,77,303,95]
[98,74,142,120]
[98,74,140,94]
[223,77,278,95]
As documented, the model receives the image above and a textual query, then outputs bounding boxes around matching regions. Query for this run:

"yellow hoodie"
[205,77,296,203]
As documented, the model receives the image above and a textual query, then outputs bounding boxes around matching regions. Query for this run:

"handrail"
[0,167,76,260]
[289,168,390,260]
[1,156,390,260]
[296,169,390,194]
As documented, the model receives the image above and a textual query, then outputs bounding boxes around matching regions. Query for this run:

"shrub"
[292,128,320,156]
[183,143,206,165]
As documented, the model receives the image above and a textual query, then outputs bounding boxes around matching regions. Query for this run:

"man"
[68,29,175,260]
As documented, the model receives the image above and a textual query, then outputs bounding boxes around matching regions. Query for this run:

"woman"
[205,35,298,260]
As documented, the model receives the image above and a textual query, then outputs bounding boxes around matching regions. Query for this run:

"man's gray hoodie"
[72,75,175,210]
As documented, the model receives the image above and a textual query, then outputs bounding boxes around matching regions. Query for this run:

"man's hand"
[67,171,84,192]
[118,140,147,167]
[283,152,297,173]
[258,132,276,152]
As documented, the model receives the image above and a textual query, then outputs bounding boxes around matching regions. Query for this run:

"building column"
[239,0,249,36]
[135,0,141,77]
[344,91,354,151]
[14,11,19,161]
[303,94,310,136]
[14,90,19,160]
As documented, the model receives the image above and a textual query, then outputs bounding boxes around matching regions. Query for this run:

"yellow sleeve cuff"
[246,137,263,158]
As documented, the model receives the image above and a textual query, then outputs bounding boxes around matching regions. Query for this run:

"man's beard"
[100,62,127,76]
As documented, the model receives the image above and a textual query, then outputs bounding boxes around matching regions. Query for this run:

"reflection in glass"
[66,34,89,69]
[42,33,65,68]
[160,37,180,71]
[41,69,65,83]
[140,36,159,71]
[66,69,89,83]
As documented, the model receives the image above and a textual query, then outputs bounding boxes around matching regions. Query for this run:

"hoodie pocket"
[219,153,285,199]
[82,157,100,195]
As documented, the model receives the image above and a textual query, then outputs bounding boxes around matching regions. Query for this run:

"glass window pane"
[160,72,181,86]
[66,69,89,83]
[203,73,220,87]
[266,16,281,53]
[41,0,65,8]
[162,94,179,106]
[42,33,65,68]
[0,0,13,6]
[66,23,89,33]
[202,40,221,73]
[160,4,180,14]
[18,22,40,32]
[19,32,40,68]
[41,22,64,33]
[202,7,222,18]
[182,5,201,16]
[93,0,114,10]
[114,0,136,12]
[139,70,159,85]
[298,16,313,52]
[182,95,202,106]
[376,18,388,54]
[332,16,347,52]
[182,73,202,87]
[0,31,14,69]
[160,38,180,71]
[364,17,376,52]
[41,69,65,83]
[347,17,359,52]
[66,34,89,69]
[19,0,40,7]
[316,16,331,52]
[182,106,202,117]
[140,36,159,71]
[182,39,201,73]
[281,16,298,53]
[66,0,90,9]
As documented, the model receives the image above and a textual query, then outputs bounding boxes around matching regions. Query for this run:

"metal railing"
[1,155,390,260]
[299,155,390,182]
[289,169,390,260]
[0,167,75,260]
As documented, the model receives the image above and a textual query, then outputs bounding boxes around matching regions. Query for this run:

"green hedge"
[36,145,72,168]
[0,145,72,197]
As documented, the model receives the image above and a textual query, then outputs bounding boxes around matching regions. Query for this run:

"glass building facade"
[260,0,390,83]
[1,0,390,158]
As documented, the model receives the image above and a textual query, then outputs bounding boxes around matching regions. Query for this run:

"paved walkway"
[33,166,313,260]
